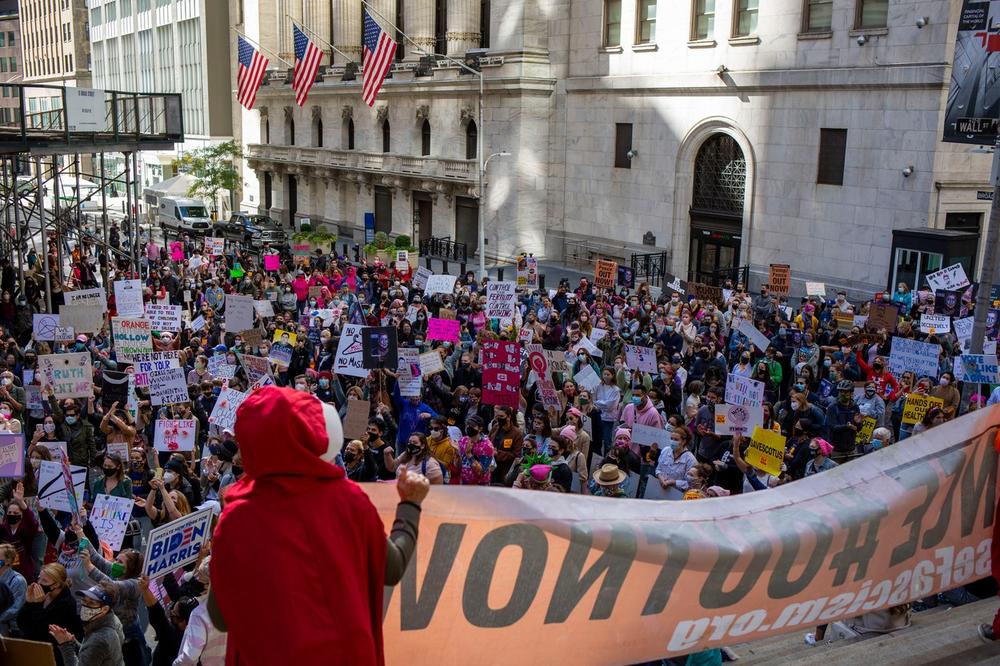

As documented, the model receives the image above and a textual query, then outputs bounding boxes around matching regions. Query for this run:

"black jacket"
[18,588,84,666]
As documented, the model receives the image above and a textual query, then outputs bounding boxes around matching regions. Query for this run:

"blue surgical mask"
[65,416,77,425]
[870,439,883,450]
[823,359,832,367]
[319,379,330,388]
[779,328,787,336]
[632,396,642,406]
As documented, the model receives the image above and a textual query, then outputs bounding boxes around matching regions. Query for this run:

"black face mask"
[6,514,20,525]
[103,467,117,477]
[343,451,357,464]
[467,427,479,437]
[406,445,422,456]
[39,583,54,594]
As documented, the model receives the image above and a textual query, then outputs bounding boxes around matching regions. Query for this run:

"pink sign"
[481,340,520,409]
[264,255,280,271]
[426,317,460,342]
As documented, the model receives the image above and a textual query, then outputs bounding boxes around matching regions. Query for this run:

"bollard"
[442,260,449,274]
[426,256,432,269]
[497,268,504,282]
[353,245,360,262]
[460,262,466,276]
[539,274,545,290]
[342,242,349,257]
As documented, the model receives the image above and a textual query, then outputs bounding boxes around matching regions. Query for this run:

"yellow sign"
[902,393,944,425]
[858,416,877,443]
[746,426,785,477]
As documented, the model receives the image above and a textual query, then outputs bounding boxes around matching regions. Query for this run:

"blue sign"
[143,508,213,578]
[364,212,375,244]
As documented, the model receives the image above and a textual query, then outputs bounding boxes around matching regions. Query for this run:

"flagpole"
[231,27,294,68]
[285,16,359,66]
[359,0,489,278]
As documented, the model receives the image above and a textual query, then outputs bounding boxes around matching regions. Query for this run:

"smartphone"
[154,468,163,482]
[78,537,89,553]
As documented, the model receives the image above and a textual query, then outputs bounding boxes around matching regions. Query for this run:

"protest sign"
[362,326,398,369]
[953,316,974,342]
[132,351,181,387]
[204,237,225,256]
[926,263,970,292]
[536,378,561,410]
[114,279,145,317]
[240,355,272,385]
[858,416,878,444]
[594,260,617,289]
[525,344,549,377]
[24,385,42,411]
[768,264,790,296]
[101,370,131,408]
[143,508,213,578]
[413,266,433,291]
[37,461,86,512]
[544,349,570,374]
[225,295,256,332]
[54,326,75,342]
[58,304,105,335]
[190,315,206,332]
[90,494,135,551]
[518,327,534,345]
[154,419,197,452]
[724,374,764,407]
[183,290,192,303]
[264,254,281,271]
[427,317,460,343]
[144,304,182,332]
[148,367,188,406]
[0,433,23,477]
[902,393,945,425]
[32,313,59,341]
[631,423,671,448]
[589,327,608,344]
[419,351,445,376]
[481,340,520,409]
[617,265,635,289]
[38,352,92,399]
[746,427,785,476]
[208,388,249,430]
[888,337,941,379]
[688,282,723,305]
[107,441,130,463]
[343,399,371,440]
[395,250,409,272]
[253,300,275,318]
[866,302,899,333]
[112,317,152,361]
[834,311,854,331]
[40,441,67,463]
[805,282,826,297]
[334,324,368,378]
[624,345,657,373]
[424,274,457,296]
[714,404,763,436]
[486,282,517,320]
[959,354,1000,384]
[920,313,950,334]
[65,287,107,312]
[573,365,601,393]
[269,329,296,367]
[735,319,771,352]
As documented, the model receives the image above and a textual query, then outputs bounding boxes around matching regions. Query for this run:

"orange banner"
[364,408,1000,665]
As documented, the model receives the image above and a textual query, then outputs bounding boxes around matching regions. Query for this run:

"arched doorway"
[688,133,746,285]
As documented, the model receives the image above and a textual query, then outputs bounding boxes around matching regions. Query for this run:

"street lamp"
[479,150,510,279]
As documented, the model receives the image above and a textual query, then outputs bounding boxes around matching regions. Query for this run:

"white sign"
[208,388,249,430]
[113,279,145,318]
[920,313,951,334]
[725,374,765,407]
[805,282,826,297]
[143,508,213,578]
[144,304,182,332]
[573,365,601,393]
[631,423,671,448]
[37,461,86,512]
[131,351,180,388]
[225,294,256,332]
[424,274,457,296]
[954,316,975,342]
[925,263,970,292]
[112,317,153,361]
[65,288,107,312]
[735,319,771,352]
[32,313,59,341]
[334,324,368,378]
[90,495,135,552]
[413,267,433,291]
[418,350,445,375]
[956,354,1000,384]
[59,304,105,335]
[65,88,107,132]
[38,352,92,399]
[253,300,275,318]
[190,315,206,332]
[486,281,517,320]
[624,345,657,373]
[204,237,225,256]
[397,348,422,397]
[148,367,189,406]
[714,403,764,436]
[154,419,197,452]
[888,337,941,379]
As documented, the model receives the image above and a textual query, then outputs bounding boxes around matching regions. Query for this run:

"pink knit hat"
[813,438,833,456]
[614,427,632,443]
[559,425,577,440]
[528,464,552,483]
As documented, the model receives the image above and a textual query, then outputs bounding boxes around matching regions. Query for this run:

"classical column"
[303,0,332,53]
[406,0,435,60]
[279,0,303,62]
[333,0,362,65]
[447,0,480,56]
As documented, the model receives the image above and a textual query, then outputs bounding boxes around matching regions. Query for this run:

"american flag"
[362,9,396,107]
[237,36,269,110]
[292,25,323,106]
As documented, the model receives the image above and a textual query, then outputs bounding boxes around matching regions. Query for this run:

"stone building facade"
[20,0,91,120]
[234,0,991,294]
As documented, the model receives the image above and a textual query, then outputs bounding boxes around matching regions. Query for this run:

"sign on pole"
[945,1,1000,144]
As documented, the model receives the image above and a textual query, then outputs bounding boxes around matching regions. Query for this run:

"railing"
[630,251,670,287]
[420,236,468,263]
[247,144,477,181]
[698,264,751,288]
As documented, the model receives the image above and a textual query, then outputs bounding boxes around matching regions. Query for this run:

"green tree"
[174,140,242,211]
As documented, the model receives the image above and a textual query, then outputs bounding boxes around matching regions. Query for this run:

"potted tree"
[291,222,338,257]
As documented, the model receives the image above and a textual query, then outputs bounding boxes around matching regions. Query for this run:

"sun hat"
[593,463,627,486]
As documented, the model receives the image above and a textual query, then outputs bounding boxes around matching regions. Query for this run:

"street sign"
[944,1,1000,144]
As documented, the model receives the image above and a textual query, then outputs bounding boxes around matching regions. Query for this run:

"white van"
[158,197,213,233]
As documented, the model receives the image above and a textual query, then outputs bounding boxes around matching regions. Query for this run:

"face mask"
[30,458,40,470]
[65,416,77,425]
[319,379,330,388]
[632,396,642,406]
[459,396,469,404]
[665,326,673,332]
[430,429,442,438]
[163,471,178,485]
[467,427,479,437]
[232,465,244,476]
[793,383,804,392]
[295,383,307,391]
[809,446,819,455]
[103,467,117,477]
[838,394,851,404]
[790,401,801,411]
[870,439,883,450]
[406,444,422,456]
[80,606,105,623]
[823,359,832,368]
[873,364,883,371]
[865,389,876,398]
[212,387,221,396]
[6,514,20,524]
[577,354,586,363]
[39,583,54,594]
[343,451,357,464]
[43,422,55,434]
[779,328,787,336]
[939,378,950,386]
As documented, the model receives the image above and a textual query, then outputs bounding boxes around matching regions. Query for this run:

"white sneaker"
[804,633,817,646]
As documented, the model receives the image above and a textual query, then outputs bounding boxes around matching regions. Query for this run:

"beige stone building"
[20,0,91,124]
[234,0,994,295]
[0,1,21,127]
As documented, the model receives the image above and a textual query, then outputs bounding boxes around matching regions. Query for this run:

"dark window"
[692,133,746,217]
[614,123,633,169]
[288,119,295,146]
[396,0,405,61]
[382,119,391,153]
[480,0,490,47]
[264,172,272,210]
[816,128,847,186]
[315,117,323,147]
[264,118,269,144]
[435,0,447,55]
[945,212,983,234]
[466,120,477,159]
[348,118,355,149]
[421,119,431,156]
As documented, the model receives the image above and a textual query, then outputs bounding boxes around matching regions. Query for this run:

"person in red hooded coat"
[207,386,429,666]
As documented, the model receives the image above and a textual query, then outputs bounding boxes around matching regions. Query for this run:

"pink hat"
[567,407,583,419]
[528,464,552,483]
[559,425,577,440]
[614,427,632,443]
[971,394,985,404]
[813,438,833,456]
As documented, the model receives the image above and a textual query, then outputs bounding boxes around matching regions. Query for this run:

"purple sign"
[0,433,24,478]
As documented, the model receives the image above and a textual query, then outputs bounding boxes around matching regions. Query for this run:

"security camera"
[626,149,638,160]
[902,166,914,177]
[916,16,928,28]
[857,34,869,46]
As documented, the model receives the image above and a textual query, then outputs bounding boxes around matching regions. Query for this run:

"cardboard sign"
[224,294,256,333]
[805,282,826,297]
[481,340,520,409]
[143,508,214,578]
[335,324,368,378]
[37,460,86,512]
[631,423,671,448]
[724,374,764,407]
[204,237,225,256]
[866,302,899,332]
[834,311,855,331]
[768,264,790,296]
[486,281,517,320]
[0,433,24,478]
[926,263,970,292]
[688,282,723,305]
[112,317,153,361]
[264,254,281,271]
[735,319,771,352]
[424,274,457,296]
[362,326,398,369]
[594,260,617,290]
[419,351,445,376]
[131,351,180,388]
[427,317,460,343]
[59,304,105,335]
[959,354,1000,384]
[32,313,59,341]
[714,404,763,436]
[888,337,941,380]
[208,388,249,430]
[144,304,182,332]
[154,418,197,452]
[624,345,657,373]
[253,300,275,318]
[90,494,135,551]
[544,349,570,374]
[148,367,189,406]
[343,399,371,440]
[746,427,785,477]
[38,352,92,399]
[918,313,950,335]
[902,393,945,425]
[114,279,145,317]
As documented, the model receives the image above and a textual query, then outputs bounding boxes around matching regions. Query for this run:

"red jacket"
[212,387,388,666]
[855,351,900,402]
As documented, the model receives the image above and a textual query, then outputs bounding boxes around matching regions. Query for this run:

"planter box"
[366,250,419,269]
